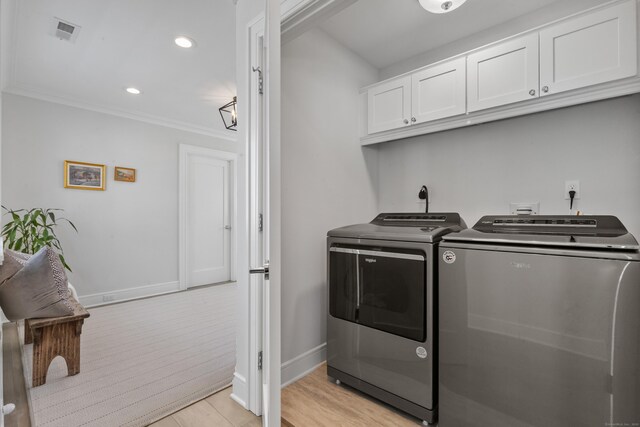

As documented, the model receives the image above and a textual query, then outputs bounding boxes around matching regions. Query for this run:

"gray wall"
[1,93,236,298]
[281,28,379,379]
[376,94,640,238]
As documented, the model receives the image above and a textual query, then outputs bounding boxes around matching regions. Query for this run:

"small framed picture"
[114,166,136,182]
[64,160,106,191]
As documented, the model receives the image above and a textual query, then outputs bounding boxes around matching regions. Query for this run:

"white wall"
[376,94,640,238]
[281,28,379,384]
[1,93,238,301]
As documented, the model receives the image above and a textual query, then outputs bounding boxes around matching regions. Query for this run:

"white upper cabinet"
[467,33,540,112]
[367,76,412,134]
[539,0,637,97]
[411,58,466,124]
[361,1,640,144]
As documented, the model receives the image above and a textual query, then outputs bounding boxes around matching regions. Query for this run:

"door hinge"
[252,66,264,95]
[258,351,263,370]
[258,213,263,232]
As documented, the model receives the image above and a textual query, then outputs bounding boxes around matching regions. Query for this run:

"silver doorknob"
[403,119,409,124]
[411,117,417,123]
[250,261,270,279]
[542,86,549,93]
[224,225,232,230]
[2,404,16,415]
[529,89,536,96]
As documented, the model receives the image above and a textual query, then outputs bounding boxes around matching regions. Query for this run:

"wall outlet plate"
[565,180,580,199]
[510,202,539,215]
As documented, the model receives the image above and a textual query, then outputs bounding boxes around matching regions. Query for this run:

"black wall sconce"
[219,96,237,131]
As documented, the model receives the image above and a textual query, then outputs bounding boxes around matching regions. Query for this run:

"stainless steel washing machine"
[438,215,640,427]
[327,212,466,424]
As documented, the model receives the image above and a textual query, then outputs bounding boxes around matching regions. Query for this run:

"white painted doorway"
[179,145,237,290]
[244,0,281,425]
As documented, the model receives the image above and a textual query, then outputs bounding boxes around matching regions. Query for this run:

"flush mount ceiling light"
[125,87,141,95]
[174,36,195,48]
[419,0,467,14]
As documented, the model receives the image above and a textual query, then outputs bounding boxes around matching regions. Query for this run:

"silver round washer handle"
[529,89,536,96]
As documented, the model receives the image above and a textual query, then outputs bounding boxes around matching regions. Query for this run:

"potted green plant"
[1,207,77,271]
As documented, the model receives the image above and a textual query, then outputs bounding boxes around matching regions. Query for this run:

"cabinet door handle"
[411,117,417,123]
[403,119,409,124]
[542,86,549,93]
[529,89,536,96]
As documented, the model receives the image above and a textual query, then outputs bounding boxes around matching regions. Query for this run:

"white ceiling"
[319,0,564,70]
[5,0,237,138]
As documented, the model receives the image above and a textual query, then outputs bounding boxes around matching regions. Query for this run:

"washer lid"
[444,215,639,250]
[327,212,466,243]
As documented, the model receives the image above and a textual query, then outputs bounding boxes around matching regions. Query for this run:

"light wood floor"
[6,319,423,427]
[3,323,31,427]
[150,387,261,427]
[281,363,424,426]
[2,322,260,427]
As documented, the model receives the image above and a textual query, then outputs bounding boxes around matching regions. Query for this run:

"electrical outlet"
[102,294,116,302]
[565,180,580,200]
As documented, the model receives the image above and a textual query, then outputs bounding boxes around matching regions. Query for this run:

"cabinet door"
[411,57,466,124]
[467,33,539,112]
[540,1,637,97]
[367,76,411,134]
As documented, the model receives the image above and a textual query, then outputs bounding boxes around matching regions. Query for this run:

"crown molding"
[4,84,238,142]
[281,0,358,44]
[3,0,236,142]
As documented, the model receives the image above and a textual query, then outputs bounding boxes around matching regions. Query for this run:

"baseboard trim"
[281,342,326,388]
[79,281,181,308]
[231,371,249,409]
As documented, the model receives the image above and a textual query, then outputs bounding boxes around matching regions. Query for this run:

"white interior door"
[248,16,265,418]
[247,1,281,426]
[180,145,235,289]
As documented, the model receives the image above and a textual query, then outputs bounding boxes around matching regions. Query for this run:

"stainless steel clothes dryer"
[438,215,640,427]
[327,213,466,425]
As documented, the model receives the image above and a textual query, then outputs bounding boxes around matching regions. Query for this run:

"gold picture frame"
[114,166,136,182]
[64,161,106,191]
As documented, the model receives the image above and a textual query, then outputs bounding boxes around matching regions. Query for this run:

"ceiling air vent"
[51,18,81,43]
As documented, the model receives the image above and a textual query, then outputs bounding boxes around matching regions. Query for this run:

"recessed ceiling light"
[174,36,195,48]
[418,0,467,14]
[125,87,141,95]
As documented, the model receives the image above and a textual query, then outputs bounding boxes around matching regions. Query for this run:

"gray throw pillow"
[0,250,28,284]
[0,246,73,321]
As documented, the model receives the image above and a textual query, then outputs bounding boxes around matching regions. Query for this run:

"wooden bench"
[24,298,90,387]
